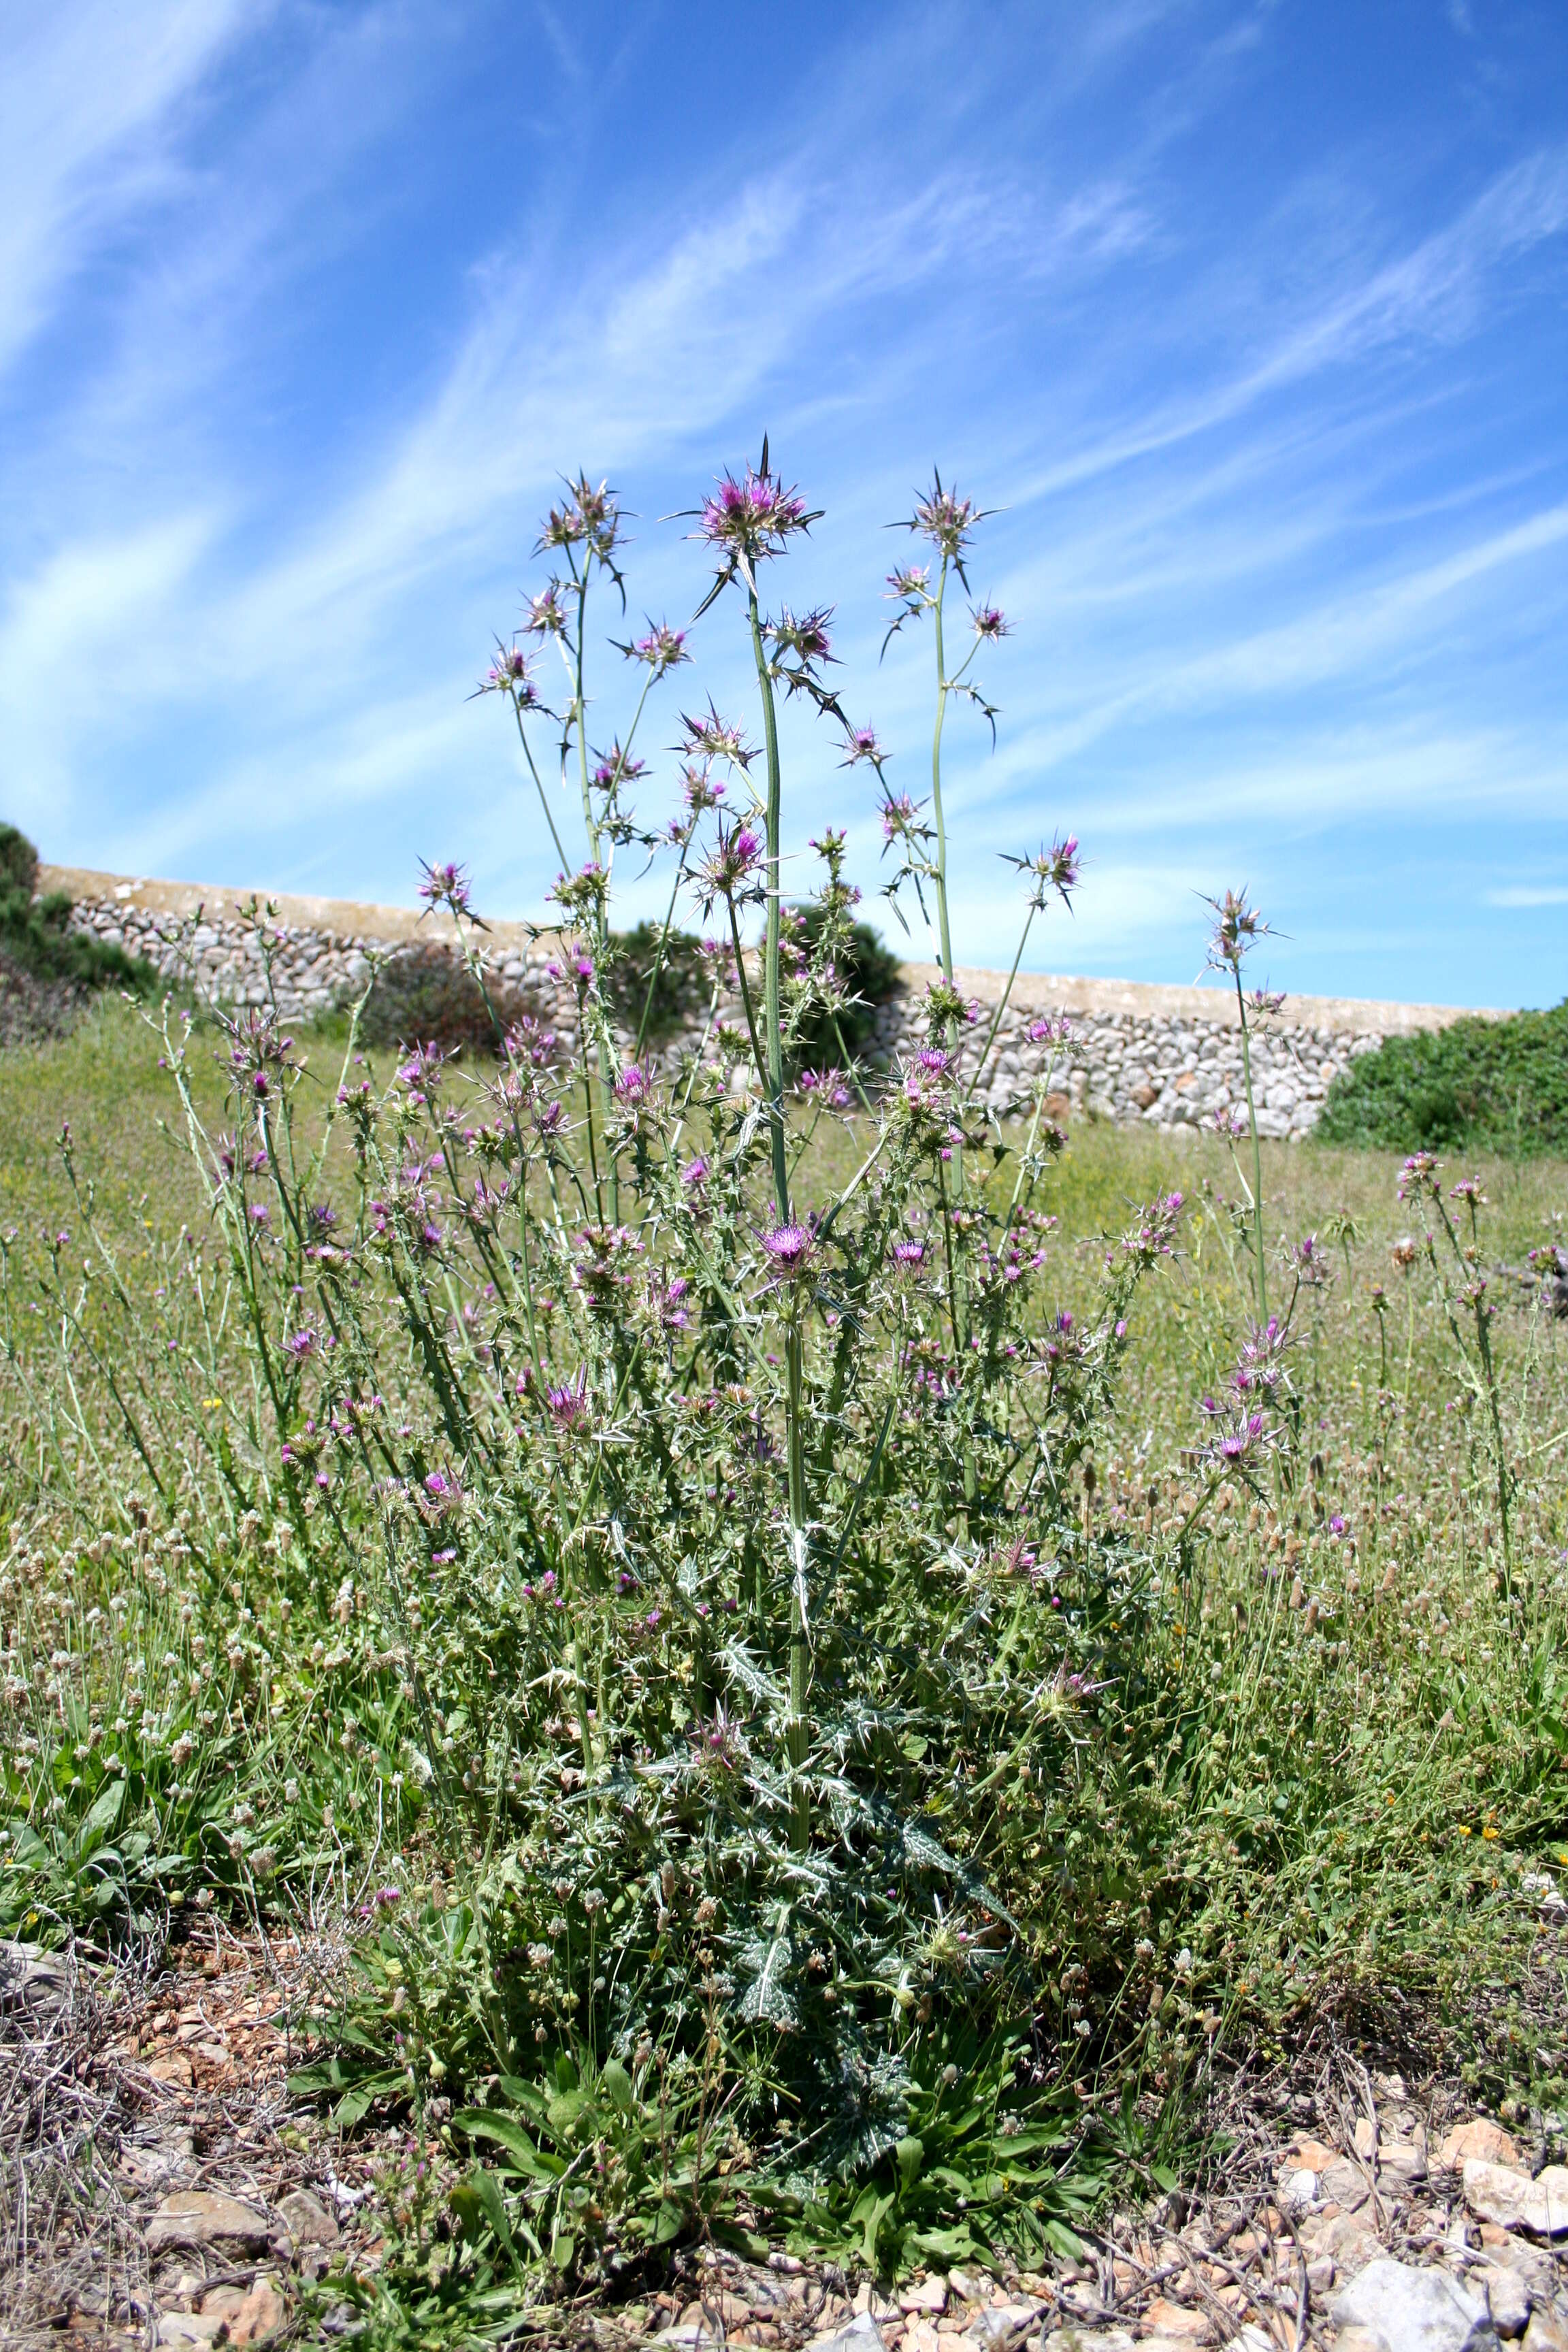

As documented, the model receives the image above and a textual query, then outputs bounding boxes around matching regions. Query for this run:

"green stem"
[747,588,790,1224]
[1234,968,1268,1324]
[931,557,954,987]
[746,581,808,1846]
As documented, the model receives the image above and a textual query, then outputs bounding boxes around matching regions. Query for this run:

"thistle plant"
[1203,889,1277,1322]
[1396,1155,1517,1595]
[0,452,1202,2265]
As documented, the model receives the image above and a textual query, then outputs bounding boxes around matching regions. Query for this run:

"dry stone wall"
[44,866,1494,1141]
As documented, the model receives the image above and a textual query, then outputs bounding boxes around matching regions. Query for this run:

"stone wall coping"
[41,866,1506,1038]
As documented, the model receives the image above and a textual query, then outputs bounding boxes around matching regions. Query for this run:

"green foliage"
[0,823,152,1000]
[783,903,902,1068]
[0,825,39,898]
[604,921,710,1047]
[1316,1002,1568,1158]
[357,944,518,1058]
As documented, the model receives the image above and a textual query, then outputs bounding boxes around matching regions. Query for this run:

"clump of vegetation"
[1316,1001,1568,1158]
[357,941,530,1058]
[0,826,153,1009]
[602,919,710,1047]
[783,902,902,1068]
[1,460,1565,2340]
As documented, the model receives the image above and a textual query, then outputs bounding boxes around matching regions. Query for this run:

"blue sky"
[2,0,1566,1008]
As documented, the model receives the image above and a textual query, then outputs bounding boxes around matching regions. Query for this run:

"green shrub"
[1316,1002,1568,1158]
[603,920,709,1046]
[0,823,152,999]
[784,903,902,1068]
[358,942,517,1057]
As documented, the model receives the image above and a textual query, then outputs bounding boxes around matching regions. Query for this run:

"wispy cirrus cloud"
[0,0,270,385]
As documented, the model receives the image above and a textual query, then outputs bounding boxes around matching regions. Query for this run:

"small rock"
[902,2280,948,2315]
[1483,2239,1558,2300]
[1307,2255,1336,2293]
[1139,2298,1209,2338]
[1322,2157,1374,2212]
[903,2323,941,2352]
[1465,2161,1568,2237]
[144,2052,196,2089]
[1381,2140,1431,2187]
[277,2186,339,2249]
[1041,2332,1136,2352]
[197,2281,285,2346]
[159,2319,222,2347]
[1355,2119,1378,2160]
[0,1940,69,2014]
[1332,2256,1499,2351]
[1480,2266,1533,2338]
[146,2191,272,2253]
[1280,2166,1319,2214]
[1286,2136,1339,2174]
[965,2305,1041,2349]
[1524,2315,1568,2351]
[1443,2123,1523,2172]
[805,2317,886,2352]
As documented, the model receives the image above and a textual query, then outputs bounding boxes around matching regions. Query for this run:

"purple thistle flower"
[892,1239,927,1268]
[546,1370,590,1430]
[418,861,476,922]
[970,603,1009,640]
[696,822,764,909]
[683,763,725,815]
[910,479,975,558]
[1203,886,1269,975]
[482,643,539,706]
[523,583,569,638]
[1397,1151,1441,1200]
[698,464,811,563]
[842,723,883,768]
[760,1221,815,1279]
[881,791,920,840]
[680,703,754,769]
[615,1063,653,1107]
[681,1154,710,1188]
[766,604,835,666]
[625,621,689,675]
[591,745,648,793]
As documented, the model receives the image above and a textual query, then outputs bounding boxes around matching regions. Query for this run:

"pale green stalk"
[745,583,810,1850]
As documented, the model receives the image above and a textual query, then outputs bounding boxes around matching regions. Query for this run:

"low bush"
[357,942,527,1058]
[0,825,154,1027]
[1316,1001,1568,1158]
[602,920,710,1048]
[783,903,902,1068]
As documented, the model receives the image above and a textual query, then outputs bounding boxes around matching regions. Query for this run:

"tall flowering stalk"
[1398,1156,1516,1594]
[693,446,828,1846]
[1203,889,1275,1324]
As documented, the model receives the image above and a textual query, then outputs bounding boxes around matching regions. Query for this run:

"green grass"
[3,998,1567,2335]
